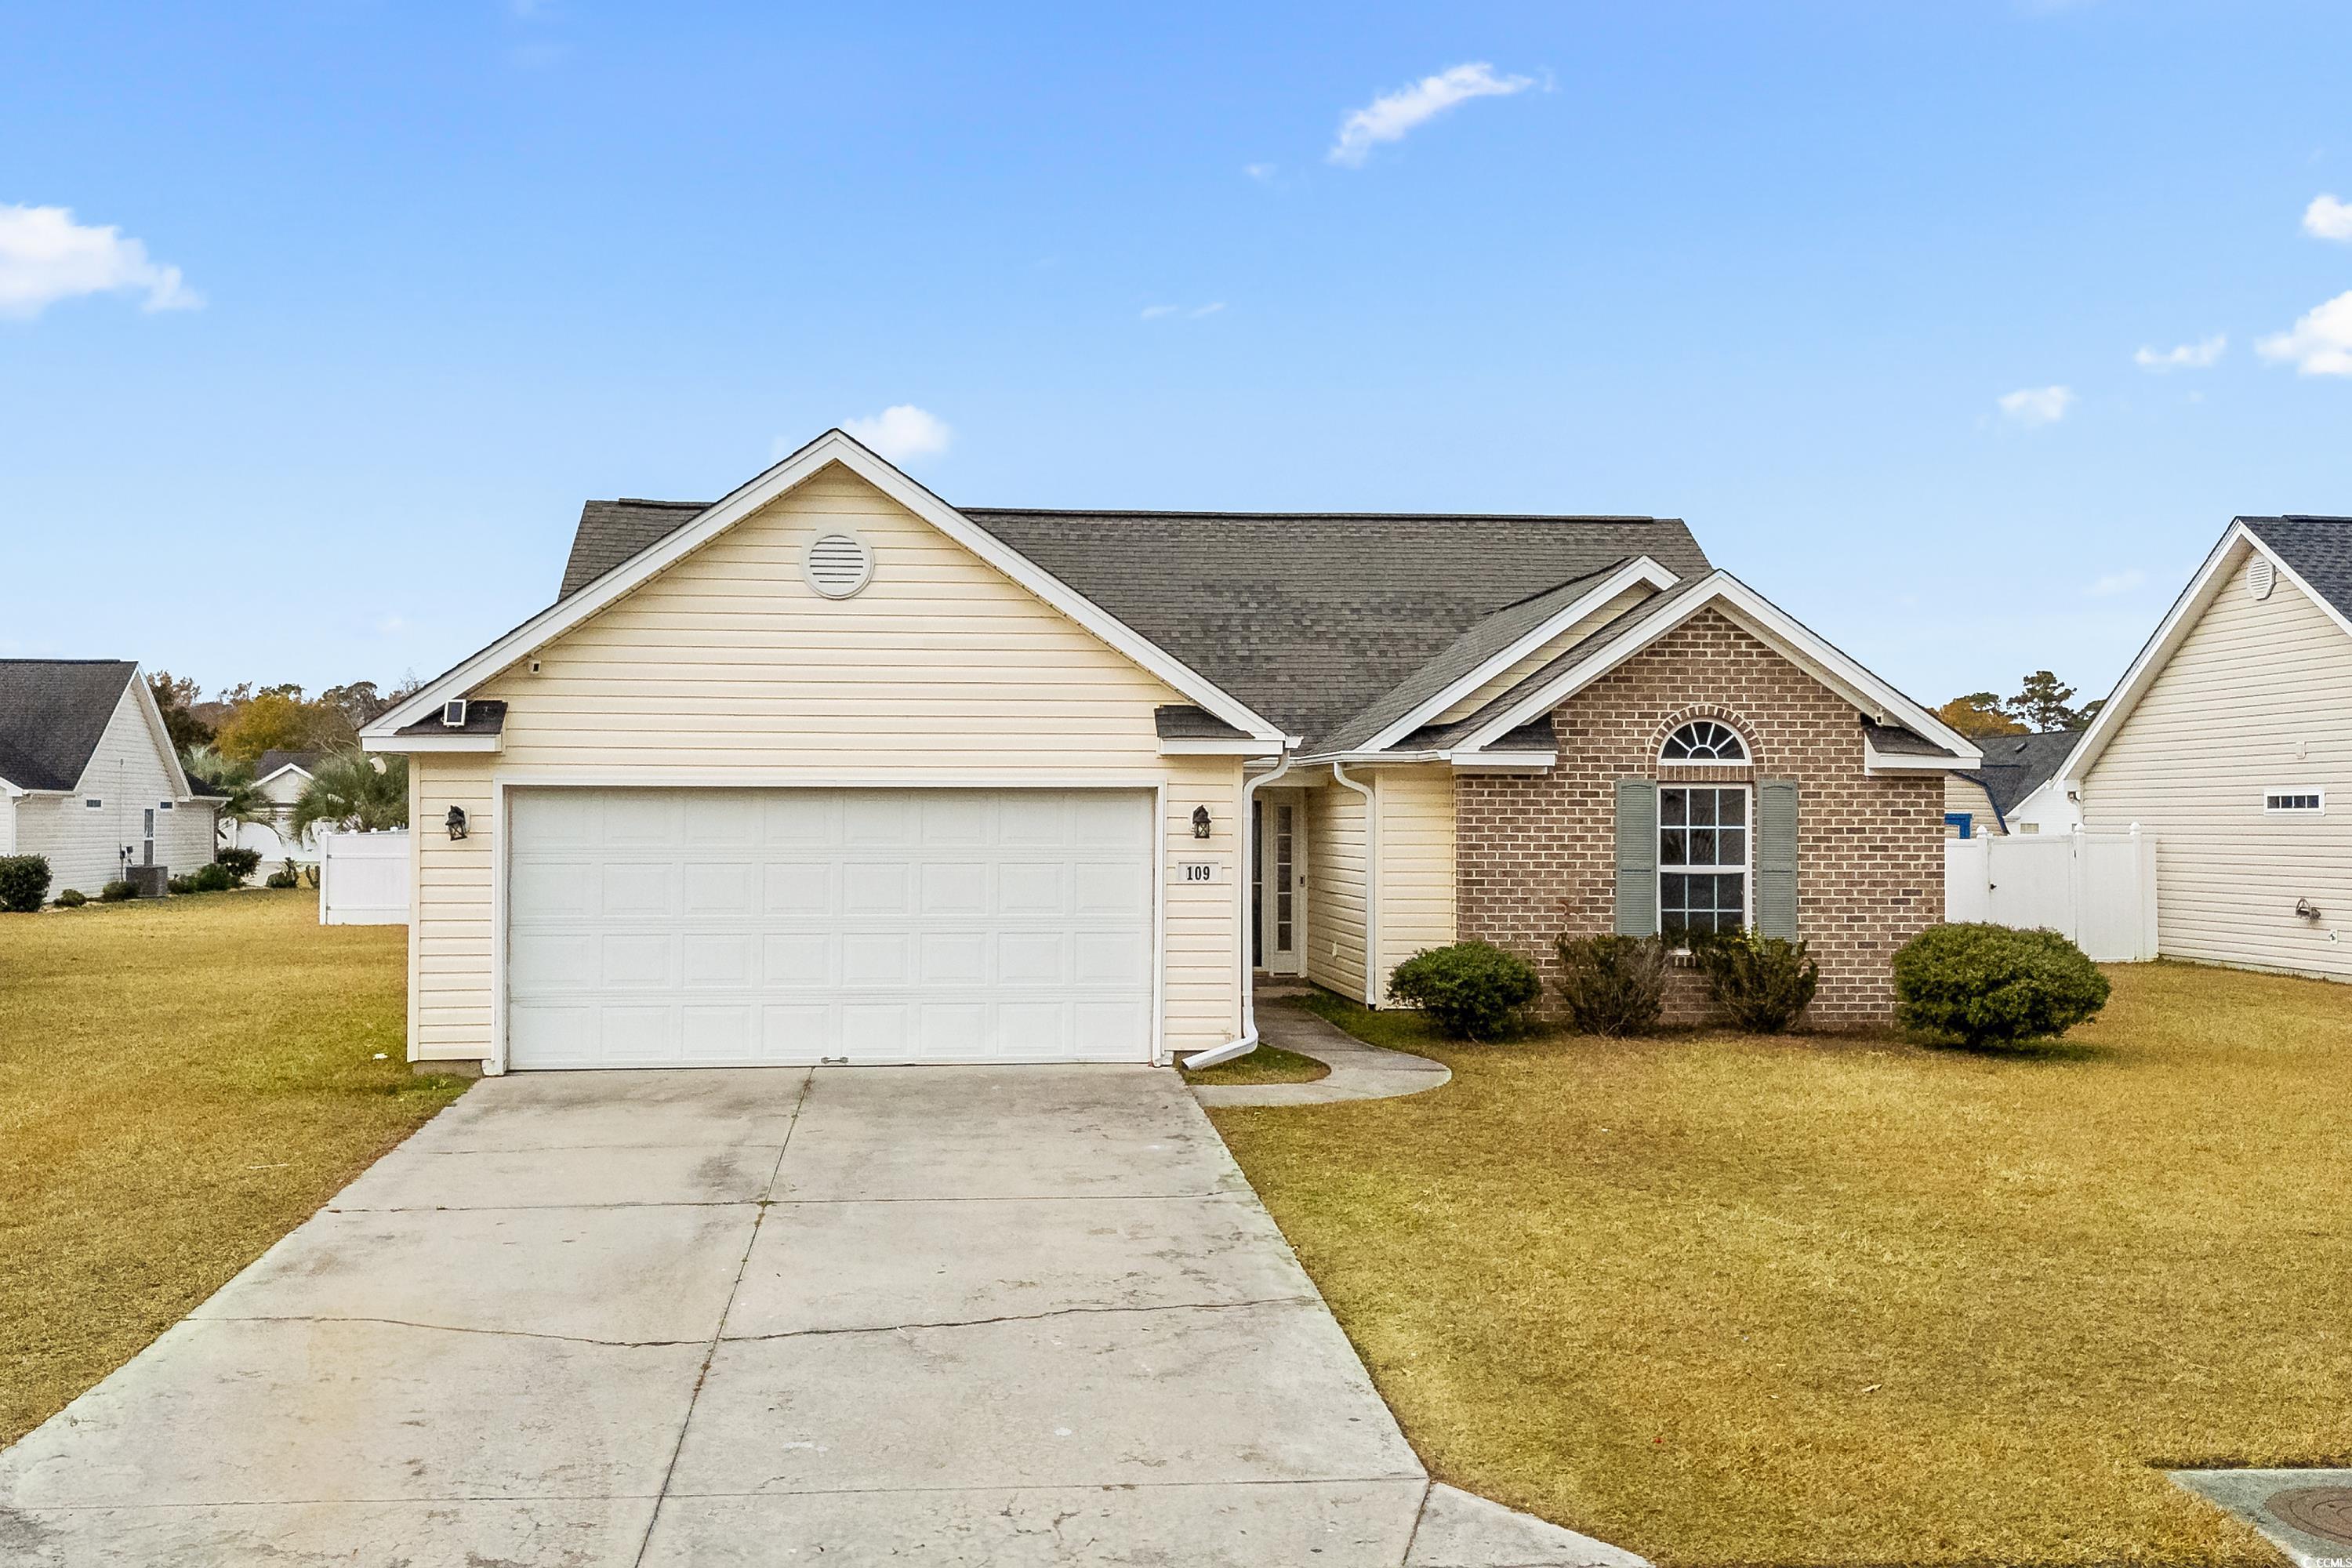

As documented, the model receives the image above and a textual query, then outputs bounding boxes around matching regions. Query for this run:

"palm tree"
[290,750,409,838]
[181,745,270,850]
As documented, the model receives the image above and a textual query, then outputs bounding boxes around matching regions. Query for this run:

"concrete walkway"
[1192,1001,1454,1109]
[0,1065,1638,1567]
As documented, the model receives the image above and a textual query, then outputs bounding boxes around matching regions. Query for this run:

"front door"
[1254,790,1304,975]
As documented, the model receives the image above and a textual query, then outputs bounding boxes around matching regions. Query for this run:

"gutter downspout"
[1330,760,1379,1007]
[1180,750,1295,1070]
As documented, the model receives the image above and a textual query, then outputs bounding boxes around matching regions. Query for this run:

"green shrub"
[1553,933,1669,1036]
[189,862,238,893]
[215,847,262,880]
[100,880,139,903]
[0,854,51,913]
[1387,941,1542,1040]
[265,866,300,889]
[1691,929,1820,1033]
[167,875,194,895]
[1893,923,2111,1047]
[56,887,88,908]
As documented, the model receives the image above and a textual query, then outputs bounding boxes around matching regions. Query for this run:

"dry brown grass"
[1210,963,2351,1566]
[0,889,467,1447]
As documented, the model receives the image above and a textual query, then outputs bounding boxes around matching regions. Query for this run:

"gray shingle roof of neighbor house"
[0,659,138,792]
[551,495,1713,745]
[391,699,509,737]
[2240,515,2352,622]
[1962,729,2083,818]
[1153,705,1251,742]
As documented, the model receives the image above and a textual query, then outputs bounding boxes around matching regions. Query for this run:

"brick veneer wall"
[1455,608,1944,1027]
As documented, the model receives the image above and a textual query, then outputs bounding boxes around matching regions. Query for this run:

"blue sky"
[6,2,2351,713]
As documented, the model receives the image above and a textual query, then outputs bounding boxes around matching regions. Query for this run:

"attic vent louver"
[804,532,875,599]
[2248,556,2276,601]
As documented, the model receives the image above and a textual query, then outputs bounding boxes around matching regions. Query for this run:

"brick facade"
[1454,608,1944,1027]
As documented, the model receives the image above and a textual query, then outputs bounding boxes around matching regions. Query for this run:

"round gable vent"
[2248,556,2276,601]
[804,532,874,598]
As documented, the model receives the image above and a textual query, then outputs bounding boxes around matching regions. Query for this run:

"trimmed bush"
[167,875,194,895]
[266,867,300,889]
[100,880,139,903]
[1893,923,2111,1047]
[56,887,88,908]
[1553,933,1669,1037]
[215,847,262,880]
[1387,941,1542,1040]
[0,854,51,913]
[1691,929,1819,1033]
[189,862,238,893]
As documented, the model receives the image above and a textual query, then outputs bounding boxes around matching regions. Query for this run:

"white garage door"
[506,788,1155,1069]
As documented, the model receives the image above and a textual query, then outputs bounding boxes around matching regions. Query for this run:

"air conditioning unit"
[129,865,170,898]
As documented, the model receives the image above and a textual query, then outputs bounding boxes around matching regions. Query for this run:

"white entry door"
[1254,790,1303,975]
[505,787,1155,1069]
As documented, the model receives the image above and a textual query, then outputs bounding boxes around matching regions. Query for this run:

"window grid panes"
[1660,785,1748,941]
[2265,790,2323,815]
[1660,720,1748,763]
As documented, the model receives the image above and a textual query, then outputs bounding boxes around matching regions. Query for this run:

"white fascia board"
[1862,745,1976,774]
[252,763,314,788]
[1158,737,1288,757]
[361,430,1285,746]
[362,731,503,754]
[1448,751,1558,772]
[2059,521,2269,787]
[1454,571,1980,761]
[1357,557,1683,755]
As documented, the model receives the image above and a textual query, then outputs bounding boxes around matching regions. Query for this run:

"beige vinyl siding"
[1305,778,1369,1002]
[1374,765,1456,985]
[408,461,1245,1061]
[1432,585,1661,724]
[2081,550,2352,980]
[1944,773,2004,837]
[10,684,212,895]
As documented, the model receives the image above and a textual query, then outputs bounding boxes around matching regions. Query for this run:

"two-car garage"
[503,787,1158,1069]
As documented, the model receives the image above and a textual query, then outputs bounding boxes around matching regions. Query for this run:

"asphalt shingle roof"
[391,699,508,738]
[0,659,137,793]
[253,750,325,782]
[1962,729,2083,819]
[2240,516,2352,622]
[556,495,1711,744]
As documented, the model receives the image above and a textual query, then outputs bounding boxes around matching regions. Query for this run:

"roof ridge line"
[956,507,1684,523]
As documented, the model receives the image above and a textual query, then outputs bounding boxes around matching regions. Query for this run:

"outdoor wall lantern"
[445,806,469,840]
[1191,806,1212,839]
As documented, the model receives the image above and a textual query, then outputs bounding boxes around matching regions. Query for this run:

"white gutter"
[1330,760,1381,1006]
[1179,750,1296,1070]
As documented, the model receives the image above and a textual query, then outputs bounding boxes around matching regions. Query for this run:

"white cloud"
[2301,193,2352,241]
[0,204,201,319]
[2085,568,2145,597]
[2257,290,2352,376]
[1139,304,1179,320]
[840,404,953,462]
[1997,385,2075,426]
[1243,163,1276,182]
[2133,334,2225,371]
[1140,302,1224,321]
[1328,63,1534,168]
[1190,301,1225,318]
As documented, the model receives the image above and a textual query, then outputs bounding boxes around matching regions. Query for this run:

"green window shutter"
[1757,779,1798,940]
[1613,779,1657,935]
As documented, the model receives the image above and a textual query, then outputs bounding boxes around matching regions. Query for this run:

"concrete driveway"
[0,1065,1634,1567]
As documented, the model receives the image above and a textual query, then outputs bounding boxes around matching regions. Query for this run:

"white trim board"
[361,430,1287,750]
[1453,570,1982,765]
[1349,556,1683,756]
[2061,521,2352,787]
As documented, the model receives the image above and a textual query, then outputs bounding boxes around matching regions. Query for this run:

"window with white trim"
[1661,719,1748,764]
[2264,788,2324,815]
[1660,785,1749,939]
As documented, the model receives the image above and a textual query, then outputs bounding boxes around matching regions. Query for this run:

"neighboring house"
[0,659,219,895]
[2061,516,2352,982]
[1944,730,2083,837]
[360,430,1977,1073]
[224,749,326,866]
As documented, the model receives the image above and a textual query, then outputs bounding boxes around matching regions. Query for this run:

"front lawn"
[1209,963,2352,1567]
[0,889,467,1448]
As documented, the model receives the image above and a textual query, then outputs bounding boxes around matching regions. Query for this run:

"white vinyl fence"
[1944,827,2158,962]
[318,829,411,926]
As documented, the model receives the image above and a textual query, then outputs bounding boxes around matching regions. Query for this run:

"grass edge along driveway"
[1,888,468,1448]
[1207,962,2350,1567]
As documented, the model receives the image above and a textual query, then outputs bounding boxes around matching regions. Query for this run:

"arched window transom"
[1661,719,1748,764]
